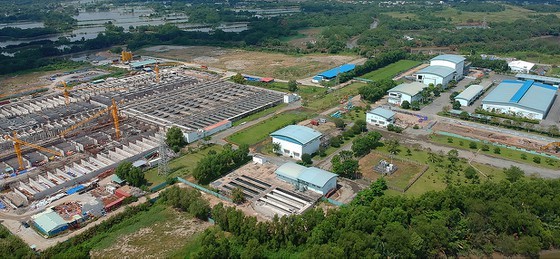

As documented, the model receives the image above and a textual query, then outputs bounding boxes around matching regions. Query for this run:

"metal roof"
[270,125,322,145]
[368,107,396,119]
[275,162,337,188]
[455,84,484,102]
[482,80,557,114]
[33,210,67,233]
[298,167,337,188]
[417,65,455,78]
[516,74,560,85]
[431,54,466,64]
[387,82,426,96]
[318,64,356,79]
[275,162,306,180]
[130,59,157,68]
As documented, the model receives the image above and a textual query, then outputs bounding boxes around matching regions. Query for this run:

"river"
[0,7,248,49]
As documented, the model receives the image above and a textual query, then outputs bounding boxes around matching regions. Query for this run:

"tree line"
[192,144,251,184]
[189,172,560,258]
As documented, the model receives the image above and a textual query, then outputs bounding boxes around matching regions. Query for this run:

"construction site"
[0,64,284,228]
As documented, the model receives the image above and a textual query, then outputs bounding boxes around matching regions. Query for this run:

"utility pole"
[158,132,169,176]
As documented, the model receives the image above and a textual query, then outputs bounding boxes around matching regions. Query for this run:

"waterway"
[0,7,248,48]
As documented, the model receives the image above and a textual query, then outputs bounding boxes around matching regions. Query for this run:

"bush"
[481,144,490,151]
[493,147,501,154]
[447,137,453,143]
[387,124,403,133]
[469,141,478,149]
[533,156,541,164]
[413,124,420,129]
[401,100,410,109]
[521,154,527,160]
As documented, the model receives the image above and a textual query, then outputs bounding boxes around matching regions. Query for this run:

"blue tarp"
[318,64,356,79]
[66,185,85,195]
[0,201,5,209]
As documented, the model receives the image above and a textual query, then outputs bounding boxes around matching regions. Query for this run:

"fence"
[369,150,429,193]
[150,182,168,192]
[435,131,560,160]
[176,177,232,202]
[321,197,344,206]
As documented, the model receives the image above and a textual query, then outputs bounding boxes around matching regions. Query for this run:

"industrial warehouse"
[0,65,285,239]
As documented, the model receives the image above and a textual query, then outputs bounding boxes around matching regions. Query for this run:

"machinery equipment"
[59,99,122,140]
[4,131,63,171]
[541,142,560,153]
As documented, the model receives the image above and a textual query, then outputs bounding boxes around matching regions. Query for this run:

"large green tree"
[166,126,186,153]
[115,161,146,187]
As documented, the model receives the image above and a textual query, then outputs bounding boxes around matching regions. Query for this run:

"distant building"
[481,80,557,120]
[312,64,356,83]
[430,54,466,78]
[283,93,299,103]
[416,66,456,88]
[32,209,68,237]
[508,60,535,73]
[366,107,396,127]
[387,82,426,105]
[455,84,484,106]
[270,125,322,159]
[516,74,560,87]
[275,162,337,195]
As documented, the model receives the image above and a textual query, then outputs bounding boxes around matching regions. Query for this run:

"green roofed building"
[32,209,68,237]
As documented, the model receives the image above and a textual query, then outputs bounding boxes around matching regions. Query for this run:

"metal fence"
[176,177,232,202]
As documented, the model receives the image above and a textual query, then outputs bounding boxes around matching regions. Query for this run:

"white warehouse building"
[481,80,557,120]
[387,82,426,105]
[508,60,535,73]
[455,84,484,106]
[416,66,456,88]
[275,162,338,195]
[430,54,466,79]
[270,125,322,160]
[366,107,396,127]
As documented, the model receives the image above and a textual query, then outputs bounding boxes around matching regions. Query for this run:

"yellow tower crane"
[4,131,63,171]
[121,50,133,63]
[59,98,122,140]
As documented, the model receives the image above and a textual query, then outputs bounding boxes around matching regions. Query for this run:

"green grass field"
[372,142,507,196]
[305,82,367,111]
[144,145,223,186]
[233,103,287,126]
[387,5,560,24]
[227,110,311,146]
[430,134,560,170]
[360,60,421,81]
[88,204,209,258]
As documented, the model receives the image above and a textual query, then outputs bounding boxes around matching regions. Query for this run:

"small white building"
[455,84,484,106]
[430,54,466,79]
[270,125,322,159]
[508,60,535,73]
[366,107,396,127]
[416,66,456,88]
[275,162,337,195]
[387,82,426,105]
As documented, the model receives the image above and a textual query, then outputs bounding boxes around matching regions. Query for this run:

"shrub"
[494,147,501,154]
[447,137,453,143]
[533,156,541,164]
[469,141,477,149]
[401,100,410,109]
[521,154,527,160]
[481,144,490,151]
[413,124,420,129]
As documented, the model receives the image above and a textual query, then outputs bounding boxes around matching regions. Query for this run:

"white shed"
[270,125,322,159]
[455,84,484,106]
[366,107,396,127]
[387,82,426,105]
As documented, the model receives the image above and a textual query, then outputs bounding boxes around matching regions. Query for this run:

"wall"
[366,113,391,127]
[272,137,304,159]
[417,73,453,88]
[482,103,545,120]
[307,177,336,195]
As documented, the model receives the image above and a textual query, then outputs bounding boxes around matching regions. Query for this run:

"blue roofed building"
[270,125,322,160]
[312,64,356,83]
[481,80,557,120]
[366,107,396,127]
[275,162,337,195]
